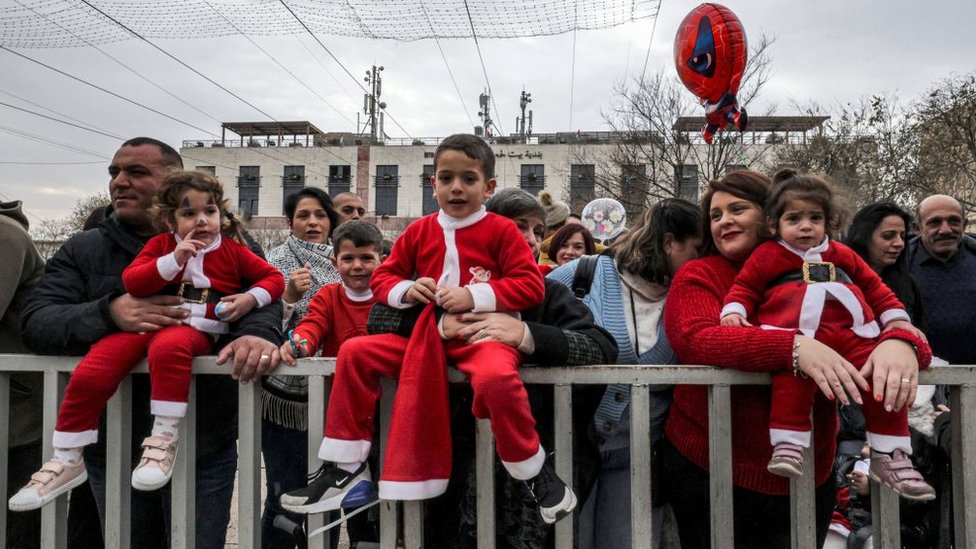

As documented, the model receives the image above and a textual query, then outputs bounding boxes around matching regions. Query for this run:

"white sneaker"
[131,433,179,491]
[8,457,88,512]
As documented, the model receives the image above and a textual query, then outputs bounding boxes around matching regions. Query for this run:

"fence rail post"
[708,384,733,549]
[630,384,652,549]
[554,383,575,549]
[40,370,67,549]
[952,384,976,549]
[171,378,197,549]
[0,372,9,549]
[105,377,132,549]
[238,380,262,548]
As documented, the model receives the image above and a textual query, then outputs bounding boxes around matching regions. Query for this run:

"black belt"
[172,282,224,304]
[769,261,852,287]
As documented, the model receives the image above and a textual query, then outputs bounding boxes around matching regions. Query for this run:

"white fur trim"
[434,207,488,303]
[318,436,372,463]
[720,302,747,319]
[247,287,272,307]
[378,478,450,501]
[467,283,497,313]
[157,252,182,281]
[769,428,811,447]
[866,432,912,454]
[386,280,416,309]
[150,400,188,418]
[178,234,221,288]
[342,285,374,302]
[53,429,98,448]
[798,284,827,337]
[502,445,546,480]
[879,309,910,326]
[778,236,829,260]
[828,523,851,539]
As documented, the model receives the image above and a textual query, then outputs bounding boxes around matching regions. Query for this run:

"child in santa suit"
[9,171,283,512]
[720,169,934,501]
[280,134,577,525]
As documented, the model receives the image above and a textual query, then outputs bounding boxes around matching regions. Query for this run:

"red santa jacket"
[721,238,908,338]
[123,233,285,334]
[292,283,374,357]
[371,208,544,312]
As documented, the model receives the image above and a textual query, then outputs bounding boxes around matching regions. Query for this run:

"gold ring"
[476,330,488,340]
[901,378,911,384]
[260,354,271,362]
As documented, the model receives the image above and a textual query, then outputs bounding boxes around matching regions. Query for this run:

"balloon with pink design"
[581,198,627,243]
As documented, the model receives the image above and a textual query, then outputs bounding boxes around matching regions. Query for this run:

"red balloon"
[674,3,749,143]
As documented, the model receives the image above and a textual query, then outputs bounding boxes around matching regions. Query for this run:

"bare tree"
[32,192,111,243]
[772,95,923,212]
[913,73,976,214]
[570,33,775,219]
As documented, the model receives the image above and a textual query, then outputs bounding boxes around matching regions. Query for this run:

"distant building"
[180,117,829,233]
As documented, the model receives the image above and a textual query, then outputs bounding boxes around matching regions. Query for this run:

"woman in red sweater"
[659,170,930,548]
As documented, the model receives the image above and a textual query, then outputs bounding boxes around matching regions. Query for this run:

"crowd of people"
[2,133,974,549]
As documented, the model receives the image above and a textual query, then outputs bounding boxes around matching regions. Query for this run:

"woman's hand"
[283,265,312,303]
[454,312,524,347]
[883,319,928,343]
[795,335,870,406]
[860,338,920,413]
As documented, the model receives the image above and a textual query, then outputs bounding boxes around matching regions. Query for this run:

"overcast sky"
[2,0,974,226]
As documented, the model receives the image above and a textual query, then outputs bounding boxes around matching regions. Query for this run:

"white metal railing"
[1,355,974,549]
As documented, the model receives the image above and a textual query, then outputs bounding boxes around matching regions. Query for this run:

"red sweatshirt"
[664,254,931,494]
[292,283,374,357]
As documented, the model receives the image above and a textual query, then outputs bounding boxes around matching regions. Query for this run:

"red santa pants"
[322,334,543,494]
[769,307,910,453]
[53,326,213,448]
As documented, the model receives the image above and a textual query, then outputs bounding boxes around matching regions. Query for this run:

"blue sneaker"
[280,462,376,514]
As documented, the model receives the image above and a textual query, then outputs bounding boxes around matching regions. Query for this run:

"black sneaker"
[279,462,375,514]
[524,461,577,524]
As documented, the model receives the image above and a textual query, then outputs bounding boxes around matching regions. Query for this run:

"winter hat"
[537,190,570,228]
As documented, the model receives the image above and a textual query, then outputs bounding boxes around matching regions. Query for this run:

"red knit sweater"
[292,283,374,357]
[664,254,931,495]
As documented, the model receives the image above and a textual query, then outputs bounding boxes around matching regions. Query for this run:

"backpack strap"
[572,255,599,300]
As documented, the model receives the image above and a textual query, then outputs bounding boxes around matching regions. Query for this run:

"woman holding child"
[659,169,932,548]
[547,197,702,549]
[261,187,341,547]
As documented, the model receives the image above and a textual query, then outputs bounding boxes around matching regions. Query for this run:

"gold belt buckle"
[177,282,209,304]
[802,261,836,284]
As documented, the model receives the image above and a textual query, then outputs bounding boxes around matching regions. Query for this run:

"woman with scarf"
[261,187,340,548]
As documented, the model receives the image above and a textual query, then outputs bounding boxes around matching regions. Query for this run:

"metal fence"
[1,355,974,549]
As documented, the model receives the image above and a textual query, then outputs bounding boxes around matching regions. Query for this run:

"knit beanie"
[538,190,570,228]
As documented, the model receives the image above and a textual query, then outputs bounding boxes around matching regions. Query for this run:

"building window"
[570,164,595,212]
[421,164,438,215]
[374,165,399,217]
[620,164,646,210]
[195,165,216,176]
[238,166,260,217]
[520,164,545,196]
[328,165,351,197]
[675,164,699,202]
[282,165,306,215]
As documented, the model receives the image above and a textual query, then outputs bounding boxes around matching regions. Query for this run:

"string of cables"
[0,0,659,47]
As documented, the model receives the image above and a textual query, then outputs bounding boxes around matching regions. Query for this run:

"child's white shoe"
[131,433,179,491]
[8,457,88,512]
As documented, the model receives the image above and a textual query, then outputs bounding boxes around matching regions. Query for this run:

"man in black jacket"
[20,137,283,548]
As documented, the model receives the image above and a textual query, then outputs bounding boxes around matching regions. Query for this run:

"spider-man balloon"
[674,3,748,144]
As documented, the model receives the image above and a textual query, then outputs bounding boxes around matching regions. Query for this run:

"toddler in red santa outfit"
[280,134,577,525]
[719,169,934,501]
[9,171,283,512]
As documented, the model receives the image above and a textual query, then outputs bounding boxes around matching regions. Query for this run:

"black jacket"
[21,213,283,463]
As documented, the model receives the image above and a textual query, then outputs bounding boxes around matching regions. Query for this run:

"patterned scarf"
[262,234,340,429]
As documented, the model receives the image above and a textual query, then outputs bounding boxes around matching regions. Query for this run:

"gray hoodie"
[0,200,45,446]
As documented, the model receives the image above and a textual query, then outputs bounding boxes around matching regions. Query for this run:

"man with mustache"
[908,193,975,369]
[20,137,283,548]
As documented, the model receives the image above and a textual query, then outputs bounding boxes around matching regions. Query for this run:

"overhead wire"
[637,0,663,90]
[0,100,124,140]
[0,124,111,159]
[419,0,475,130]
[11,0,222,125]
[0,160,105,165]
[277,0,415,139]
[568,0,578,130]
[200,0,356,127]
[0,87,123,137]
[462,0,504,135]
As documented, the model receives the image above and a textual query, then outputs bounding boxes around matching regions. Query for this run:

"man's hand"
[216,335,281,383]
[215,293,258,322]
[405,277,437,305]
[109,294,189,332]
[173,229,207,266]
[438,287,474,313]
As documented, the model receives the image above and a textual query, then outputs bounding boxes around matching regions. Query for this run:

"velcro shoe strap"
[891,461,924,481]
[773,444,804,460]
[141,436,174,450]
[141,447,172,462]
